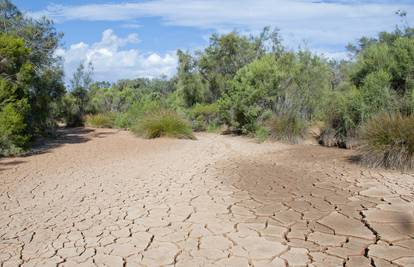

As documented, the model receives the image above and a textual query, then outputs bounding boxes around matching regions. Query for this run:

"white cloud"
[29,0,414,53]
[57,29,177,83]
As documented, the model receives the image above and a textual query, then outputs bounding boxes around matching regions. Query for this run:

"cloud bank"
[30,0,414,50]
[31,0,414,81]
[56,29,177,83]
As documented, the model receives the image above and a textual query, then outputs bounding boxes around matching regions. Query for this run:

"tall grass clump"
[360,113,414,170]
[131,110,195,139]
[265,114,308,143]
[85,113,117,128]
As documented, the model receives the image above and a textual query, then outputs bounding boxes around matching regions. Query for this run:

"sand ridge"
[0,128,413,266]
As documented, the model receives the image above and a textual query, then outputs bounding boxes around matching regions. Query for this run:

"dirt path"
[0,128,413,267]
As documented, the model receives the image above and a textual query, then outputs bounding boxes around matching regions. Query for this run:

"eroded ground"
[0,128,413,267]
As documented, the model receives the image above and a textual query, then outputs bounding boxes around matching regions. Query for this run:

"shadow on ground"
[0,160,27,171]
[25,127,96,157]
[0,128,121,171]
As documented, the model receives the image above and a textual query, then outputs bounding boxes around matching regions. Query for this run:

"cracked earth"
[0,128,413,267]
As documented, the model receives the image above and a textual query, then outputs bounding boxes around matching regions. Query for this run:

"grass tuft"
[265,114,307,144]
[131,110,195,139]
[360,113,414,170]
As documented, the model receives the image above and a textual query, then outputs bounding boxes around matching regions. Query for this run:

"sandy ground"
[0,128,413,267]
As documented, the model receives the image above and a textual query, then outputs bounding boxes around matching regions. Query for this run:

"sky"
[13,0,414,83]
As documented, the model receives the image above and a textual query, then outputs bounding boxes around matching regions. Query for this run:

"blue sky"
[13,0,414,82]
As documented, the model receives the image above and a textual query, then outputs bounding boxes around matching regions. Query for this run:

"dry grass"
[360,113,414,170]
[266,114,307,144]
[85,113,116,128]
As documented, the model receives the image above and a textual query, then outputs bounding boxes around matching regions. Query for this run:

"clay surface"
[1,128,413,266]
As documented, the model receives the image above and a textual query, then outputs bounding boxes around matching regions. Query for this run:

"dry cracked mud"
[0,128,413,267]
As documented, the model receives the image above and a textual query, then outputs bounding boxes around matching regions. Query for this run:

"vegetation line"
[1,1,413,169]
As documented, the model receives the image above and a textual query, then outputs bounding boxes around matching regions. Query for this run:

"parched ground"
[0,128,413,267]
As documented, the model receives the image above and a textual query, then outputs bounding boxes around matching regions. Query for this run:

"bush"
[219,55,289,133]
[113,113,130,129]
[265,114,307,143]
[115,99,162,129]
[0,102,29,156]
[61,94,84,127]
[360,113,414,170]
[188,103,220,131]
[220,53,331,134]
[131,110,195,139]
[255,126,269,143]
[85,113,117,128]
[320,87,364,148]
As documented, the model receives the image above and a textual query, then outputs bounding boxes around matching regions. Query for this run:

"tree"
[62,62,94,126]
[0,33,33,154]
[0,0,65,138]
[176,50,205,107]
[219,54,292,133]
[197,27,281,101]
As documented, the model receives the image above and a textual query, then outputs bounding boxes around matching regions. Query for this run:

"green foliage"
[176,50,206,107]
[321,30,414,148]
[219,55,286,133]
[0,101,29,155]
[255,127,269,143]
[352,34,414,97]
[131,110,195,139]
[219,52,330,134]
[360,113,414,170]
[3,3,413,161]
[116,96,162,129]
[113,113,130,129]
[0,33,34,155]
[188,103,220,131]
[85,113,117,128]
[61,62,94,126]
[1,0,65,137]
[198,28,282,101]
[30,68,65,134]
[70,62,94,91]
[60,94,83,127]
[320,87,364,147]
[360,70,397,116]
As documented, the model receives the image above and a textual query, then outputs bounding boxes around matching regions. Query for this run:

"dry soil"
[0,128,413,267]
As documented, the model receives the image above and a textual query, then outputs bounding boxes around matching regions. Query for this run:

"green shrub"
[0,34,33,156]
[219,55,288,133]
[0,102,30,156]
[113,113,130,129]
[131,110,195,139]
[265,114,307,143]
[120,99,162,128]
[219,53,331,134]
[360,70,397,116]
[85,113,117,128]
[320,87,365,148]
[188,103,220,131]
[360,113,414,170]
[255,126,269,143]
[61,94,84,127]
[206,123,221,133]
[321,70,399,149]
